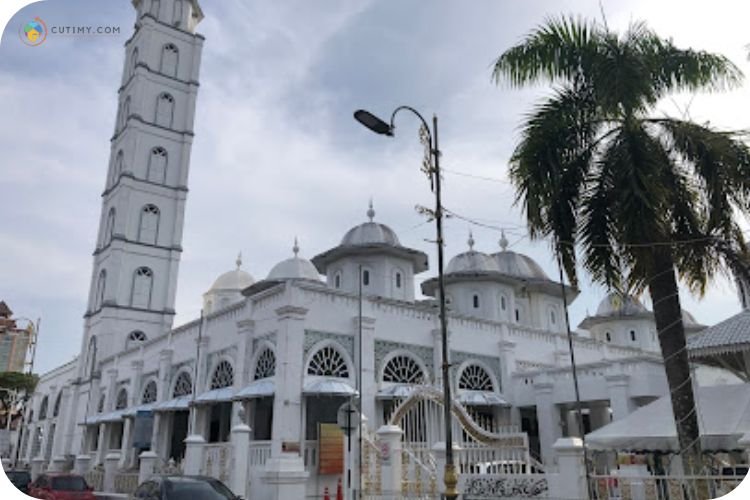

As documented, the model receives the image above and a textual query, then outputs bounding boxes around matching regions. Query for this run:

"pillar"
[103,451,121,493]
[432,441,461,496]
[230,424,251,499]
[31,456,45,481]
[138,450,158,484]
[533,381,561,465]
[354,315,376,427]
[53,385,73,458]
[606,373,636,421]
[74,454,92,475]
[119,418,133,469]
[552,437,587,500]
[183,435,205,475]
[95,423,106,465]
[377,425,403,495]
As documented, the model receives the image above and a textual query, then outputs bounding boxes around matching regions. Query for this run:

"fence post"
[376,425,403,495]
[139,450,158,484]
[30,456,45,481]
[230,424,251,499]
[553,437,587,500]
[74,454,92,475]
[103,451,121,493]
[183,434,205,475]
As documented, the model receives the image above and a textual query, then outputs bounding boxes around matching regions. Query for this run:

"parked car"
[27,473,95,500]
[131,475,242,500]
[5,469,32,494]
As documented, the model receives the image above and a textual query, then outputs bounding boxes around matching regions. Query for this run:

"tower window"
[150,0,160,18]
[127,331,147,349]
[95,270,107,309]
[160,43,179,77]
[130,47,139,78]
[334,272,341,289]
[630,330,636,342]
[138,204,160,244]
[500,295,506,311]
[395,272,402,289]
[473,294,480,309]
[515,309,520,322]
[104,208,116,245]
[550,309,557,325]
[119,96,131,130]
[362,269,370,286]
[147,147,168,183]
[173,0,183,26]
[155,93,175,128]
[131,267,154,308]
[605,332,611,342]
[112,150,124,185]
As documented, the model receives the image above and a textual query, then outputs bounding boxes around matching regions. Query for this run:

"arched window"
[172,0,183,26]
[155,93,175,128]
[112,150,124,185]
[550,309,557,325]
[473,294,480,309]
[86,336,97,377]
[138,205,160,244]
[307,346,349,378]
[160,43,179,77]
[382,355,424,385]
[334,272,341,289]
[38,396,49,421]
[97,395,105,414]
[52,392,62,418]
[115,388,128,410]
[131,267,153,308]
[630,330,636,342]
[459,364,494,392]
[395,272,402,289]
[210,360,234,389]
[141,381,157,404]
[254,348,276,380]
[104,208,116,245]
[150,0,160,17]
[95,270,107,309]
[605,332,612,342]
[147,147,168,183]
[515,308,520,323]
[130,47,139,78]
[120,96,131,130]
[362,269,370,287]
[173,372,192,398]
[500,295,507,311]
[127,330,147,347]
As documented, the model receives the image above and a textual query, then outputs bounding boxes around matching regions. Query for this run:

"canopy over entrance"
[586,384,750,452]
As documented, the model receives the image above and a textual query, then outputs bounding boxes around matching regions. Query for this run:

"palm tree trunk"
[648,249,705,497]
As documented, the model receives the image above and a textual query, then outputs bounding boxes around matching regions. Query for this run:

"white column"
[183,435,205,475]
[606,373,636,421]
[230,424,251,498]
[119,418,133,469]
[103,451,121,493]
[138,450,158,484]
[354,315,376,426]
[376,425,403,495]
[533,381,561,465]
[95,423,106,465]
[74,454,92,475]
[51,385,73,461]
[552,437,587,500]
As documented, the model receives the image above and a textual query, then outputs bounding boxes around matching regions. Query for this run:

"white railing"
[248,441,272,468]
[401,446,438,496]
[454,444,533,475]
[113,471,140,495]
[590,473,746,500]
[84,468,104,491]
[202,443,231,483]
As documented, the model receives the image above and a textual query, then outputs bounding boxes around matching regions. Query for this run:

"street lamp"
[354,107,458,499]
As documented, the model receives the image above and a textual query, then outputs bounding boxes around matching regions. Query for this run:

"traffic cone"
[336,478,343,500]
[323,485,330,500]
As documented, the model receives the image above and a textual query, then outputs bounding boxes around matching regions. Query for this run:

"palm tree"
[493,16,750,486]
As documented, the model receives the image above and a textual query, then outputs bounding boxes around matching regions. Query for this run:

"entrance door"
[169,411,189,461]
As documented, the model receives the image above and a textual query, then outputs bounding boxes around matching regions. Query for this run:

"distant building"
[0,301,32,372]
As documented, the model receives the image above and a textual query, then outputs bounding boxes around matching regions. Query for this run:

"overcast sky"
[1,0,749,375]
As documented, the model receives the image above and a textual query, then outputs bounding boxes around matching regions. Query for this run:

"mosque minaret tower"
[70,0,205,454]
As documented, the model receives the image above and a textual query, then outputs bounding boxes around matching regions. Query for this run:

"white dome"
[208,254,255,292]
[446,250,500,274]
[340,202,400,246]
[596,293,648,317]
[268,257,321,281]
[492,251,549,280]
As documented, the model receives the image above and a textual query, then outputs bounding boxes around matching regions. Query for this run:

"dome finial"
[236,252,243,270]
[367,198,375,222]
[293,236,299,257]
[468,230,475,251]
[499,230,509,251]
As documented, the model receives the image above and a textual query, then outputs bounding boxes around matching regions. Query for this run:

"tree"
[0,371,39,414]
[493,16,750,488]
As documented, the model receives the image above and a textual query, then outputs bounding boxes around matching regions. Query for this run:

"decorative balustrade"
[202,443,231,484]
[248,441,272,468]
[401,447,437,496]
[84,468,103,491]
[113,470,140,495]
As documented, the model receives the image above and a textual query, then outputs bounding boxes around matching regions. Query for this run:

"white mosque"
[16,1,741,498]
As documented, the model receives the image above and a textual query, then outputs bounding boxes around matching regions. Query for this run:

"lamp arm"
[390,105,432,143]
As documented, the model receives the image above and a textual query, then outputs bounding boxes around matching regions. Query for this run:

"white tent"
[586,384,750,452]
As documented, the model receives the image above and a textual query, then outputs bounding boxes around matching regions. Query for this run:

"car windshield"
[51,476,88,491]
[165,479,235,500]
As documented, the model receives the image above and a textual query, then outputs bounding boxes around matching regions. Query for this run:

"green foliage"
[0,372,39,411]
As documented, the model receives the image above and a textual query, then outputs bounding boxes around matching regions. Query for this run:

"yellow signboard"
[318,423,344,475]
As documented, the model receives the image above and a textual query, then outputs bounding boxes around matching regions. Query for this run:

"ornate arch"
[456,360,498,393]
[209,359,234,389]
[381,350,429,385]
[115,388,129,410]
[171,370,193,398]
[141,379,158,404]
[38,395,49,421]
[305,340,353,379]
[251,343,276,380]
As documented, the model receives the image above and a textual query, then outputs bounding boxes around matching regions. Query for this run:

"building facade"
[0,301,33,373]
[16,1,741,498]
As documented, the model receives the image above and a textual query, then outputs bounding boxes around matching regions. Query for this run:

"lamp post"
[354,107,458,499]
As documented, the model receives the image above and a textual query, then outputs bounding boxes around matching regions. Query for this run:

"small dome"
[596,293,648,317]
[208,254,255,292]
[446,232,499,274]
[490,231,549,280]
[340,200,400,246]
[268,239,321,281]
